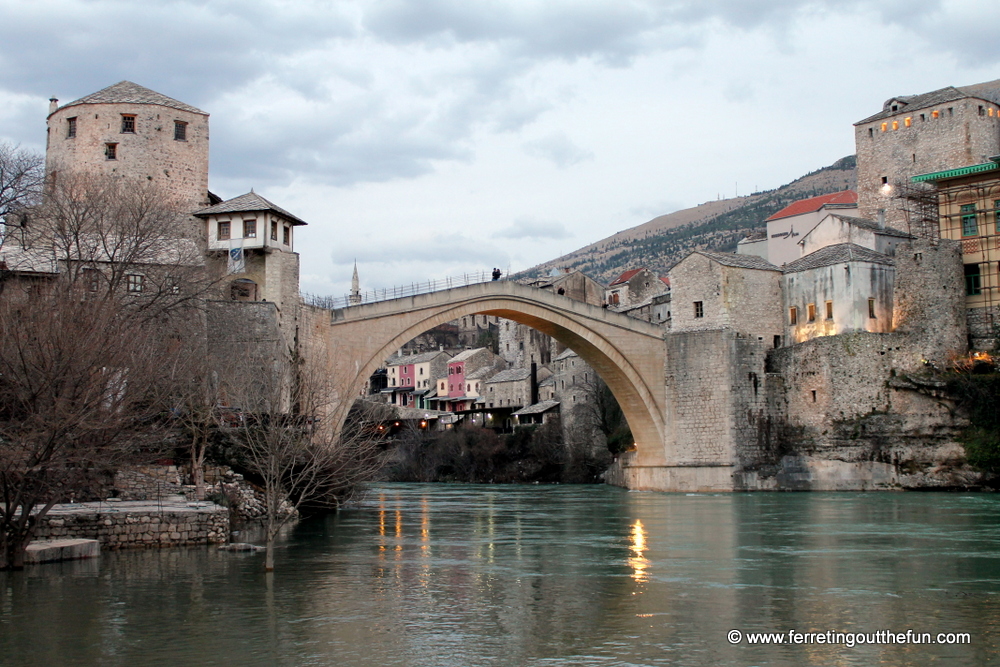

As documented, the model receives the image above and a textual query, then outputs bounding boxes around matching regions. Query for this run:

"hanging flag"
[228,239,245,274]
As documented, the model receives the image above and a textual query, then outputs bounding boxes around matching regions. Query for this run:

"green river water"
[2,483,1000,666]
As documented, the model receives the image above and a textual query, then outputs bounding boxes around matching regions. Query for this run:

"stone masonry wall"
[33,505,229,550]
[113,465,183,501]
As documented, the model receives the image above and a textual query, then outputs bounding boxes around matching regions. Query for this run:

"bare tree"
[574,375,632,455]
[220,340,387,572]
[0,174,213,570]
[0,143,43,229]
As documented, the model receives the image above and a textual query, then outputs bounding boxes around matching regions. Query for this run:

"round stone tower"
[45,81,211,213]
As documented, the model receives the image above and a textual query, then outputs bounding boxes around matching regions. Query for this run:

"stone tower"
[45,81,211,216]
[854,80,1000,234]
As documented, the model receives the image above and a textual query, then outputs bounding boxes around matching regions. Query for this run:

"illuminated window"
[961,204,978,237]
[67,117,77,138]
[868,298,876,319]
[825,301,833,320]
[218,221,231,240]
[120,115,135,133]
[932,110,940,119]
[892,120,899,130]
[881,122,888,132]
[243,219,257,238]
[694,301,703,318]
[807,303,816,322]
[789,307,797,325]
[904,117,912,127]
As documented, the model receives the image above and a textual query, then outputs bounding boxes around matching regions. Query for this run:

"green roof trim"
[912,162,999,183]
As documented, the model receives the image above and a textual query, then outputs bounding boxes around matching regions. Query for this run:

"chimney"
[877,210,885,229]
[48,97,58,115]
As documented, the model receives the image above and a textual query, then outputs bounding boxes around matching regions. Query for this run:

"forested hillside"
[520,156,857,283]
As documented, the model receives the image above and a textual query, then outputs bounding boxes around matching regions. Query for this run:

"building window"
[218,221,231,240]
[789,307,797,325]
[121,115,136,133]
[67,117,77,138]
[868,298,876,319]
[243,220,257,238]
[174,121,187,141]
[83,268,100,292]
[825,300,833,320]
[965,264,982,296]
[694,301,704,318]
[961,204,978,237]
[271,221,278,241]
[994,200,1000,233]
[105,143,117,160]
[283,225,290,245]
[126,274,144,293]
[807,303,816,322]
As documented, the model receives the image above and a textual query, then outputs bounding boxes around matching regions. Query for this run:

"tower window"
[807,303,816,322]
[283,225,290,245]
[126,274,144,293]
[218,221,231,240]
[243,220,257,238]
[121,115,135,133]
[789,307,797,325]
[174,121,187,141]
[105,143,117,160]
[67,117,77,138]
[868,298,876,319]
[694,301,703,318]
[271,221,278,241]
[825,301,833,320]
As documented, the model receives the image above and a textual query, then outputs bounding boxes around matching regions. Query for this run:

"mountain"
[519,156,857,284]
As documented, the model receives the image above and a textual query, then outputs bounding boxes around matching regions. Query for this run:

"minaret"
[349,262,361,305]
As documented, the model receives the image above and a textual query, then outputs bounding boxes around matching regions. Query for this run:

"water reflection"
[2,486,1000,666]
[629,519,649,583]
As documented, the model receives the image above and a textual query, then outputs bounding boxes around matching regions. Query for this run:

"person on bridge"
[492,268,501,281]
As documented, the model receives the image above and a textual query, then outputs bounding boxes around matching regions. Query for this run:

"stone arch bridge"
[301,280,741,491]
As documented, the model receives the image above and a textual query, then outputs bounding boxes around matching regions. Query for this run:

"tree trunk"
[265,513,276,572]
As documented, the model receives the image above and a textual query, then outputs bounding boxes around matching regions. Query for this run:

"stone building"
[854,80,1000,233]
[383,350,451,408]
[912,158,1000,348]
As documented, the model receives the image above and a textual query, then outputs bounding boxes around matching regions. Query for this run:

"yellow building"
[913,158,1000,349]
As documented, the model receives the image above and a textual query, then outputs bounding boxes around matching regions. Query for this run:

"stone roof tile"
[58,81,206,116]
[193,192,307,225]
[696,251,781,271]
[486,368,532,384]
[783,243,894,274]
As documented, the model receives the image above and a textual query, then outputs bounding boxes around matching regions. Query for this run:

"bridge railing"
[303,270,504,310]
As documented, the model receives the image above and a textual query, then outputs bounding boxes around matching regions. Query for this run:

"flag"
[228,239,245,274]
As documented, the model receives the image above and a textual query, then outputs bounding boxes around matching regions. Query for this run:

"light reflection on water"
[2,484,1000,666]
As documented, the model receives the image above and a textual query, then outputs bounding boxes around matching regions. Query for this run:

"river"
[3,484,1000,666]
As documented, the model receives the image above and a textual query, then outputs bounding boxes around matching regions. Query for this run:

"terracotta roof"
[766,191,858,222]
[696,251,781,271]
[57,81,206,116]
[783,243,894,274]
[609,268,644,286]
[193,192,307,226]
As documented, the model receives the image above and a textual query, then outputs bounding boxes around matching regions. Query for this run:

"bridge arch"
[307,281,668,466]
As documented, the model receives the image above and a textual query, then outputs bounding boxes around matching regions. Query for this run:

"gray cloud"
[492,218,571,241]
[523,132,593,168]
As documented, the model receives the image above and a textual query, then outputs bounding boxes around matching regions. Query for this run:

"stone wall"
[113,465,183,501]
[32,504,229,550]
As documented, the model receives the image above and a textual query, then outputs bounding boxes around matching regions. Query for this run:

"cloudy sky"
[2,0,999,298]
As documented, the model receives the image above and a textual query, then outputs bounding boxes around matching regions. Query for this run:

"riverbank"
[30,498,229,550]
